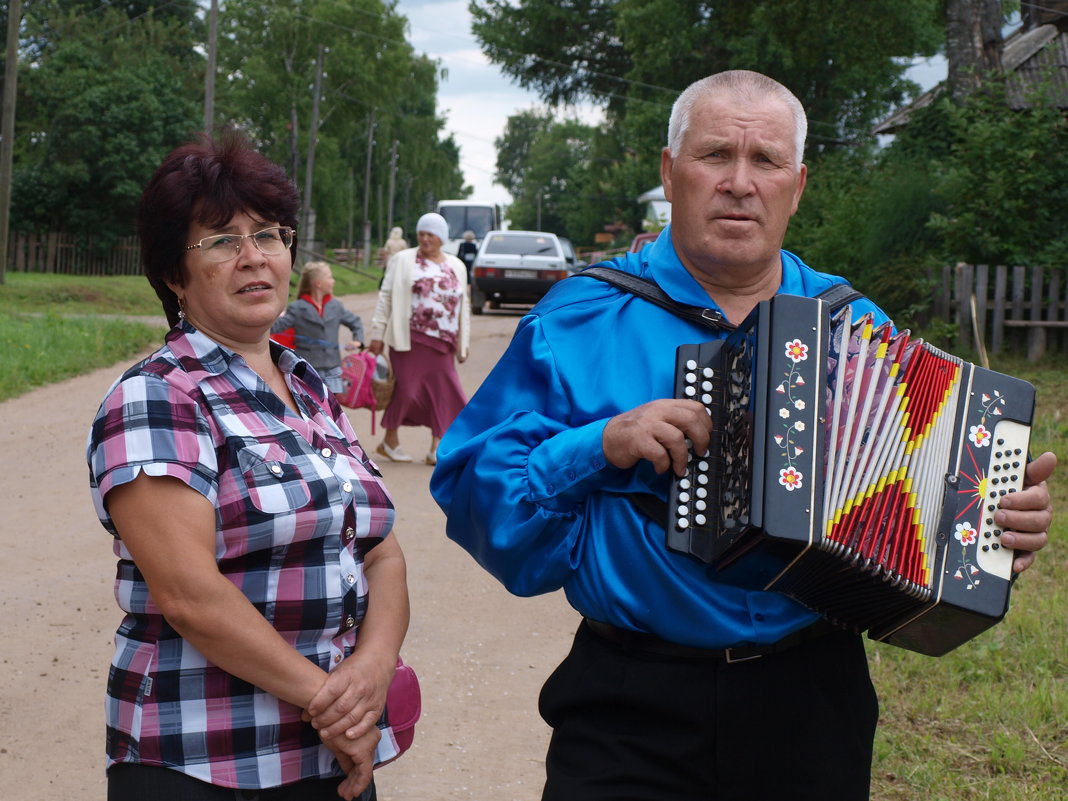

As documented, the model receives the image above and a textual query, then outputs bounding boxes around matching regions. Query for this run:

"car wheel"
[471,289,486,315]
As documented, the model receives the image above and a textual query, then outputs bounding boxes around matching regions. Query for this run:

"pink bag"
[338,351,380,432]
[376,657,421,768]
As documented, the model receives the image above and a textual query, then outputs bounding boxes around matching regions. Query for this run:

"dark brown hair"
[138,132,301,326]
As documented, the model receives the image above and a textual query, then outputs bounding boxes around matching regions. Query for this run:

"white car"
[469,230,570,313]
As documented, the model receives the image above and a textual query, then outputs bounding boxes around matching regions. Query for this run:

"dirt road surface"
[0,292,579,800]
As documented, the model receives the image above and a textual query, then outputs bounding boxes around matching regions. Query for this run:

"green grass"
[0,274,168,401]
[311,255,383,297]
[868,353,1068,800]
[0,263,383,403]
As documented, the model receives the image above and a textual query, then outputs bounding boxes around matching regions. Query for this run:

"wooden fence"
[942,263,1068,362]
[4,235,1064,362]
[5,231,384,283]
[6,231,142,276]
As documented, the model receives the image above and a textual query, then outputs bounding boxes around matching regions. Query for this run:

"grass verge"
[869,354,1068,800]
[0,265,382,403]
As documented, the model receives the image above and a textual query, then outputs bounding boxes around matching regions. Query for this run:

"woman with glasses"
[272,261,365,396]
[86,134,408,801]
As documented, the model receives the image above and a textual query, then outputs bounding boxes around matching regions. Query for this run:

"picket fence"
[7,231,141,276]
[940,263,1068,362]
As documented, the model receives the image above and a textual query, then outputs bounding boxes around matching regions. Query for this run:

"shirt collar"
[641,225,804,308]
[165,320,305,378]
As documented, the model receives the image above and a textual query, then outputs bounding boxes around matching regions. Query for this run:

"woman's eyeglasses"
[185,227,295,263]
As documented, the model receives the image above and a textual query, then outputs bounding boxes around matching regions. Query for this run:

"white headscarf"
[416,212,449,246]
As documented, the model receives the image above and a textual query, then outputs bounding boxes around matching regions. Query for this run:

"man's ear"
[660,147,675,203]
[790,163,808,215]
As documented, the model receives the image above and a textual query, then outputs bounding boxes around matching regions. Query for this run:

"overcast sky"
[395,0,953,209]
[394,0,603,208]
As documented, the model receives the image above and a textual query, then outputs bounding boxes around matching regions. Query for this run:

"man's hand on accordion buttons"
[997,450,1056,574]
[602,399,713,477]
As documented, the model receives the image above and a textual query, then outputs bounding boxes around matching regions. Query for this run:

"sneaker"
[425,448,438,466]
[376,442,413,462]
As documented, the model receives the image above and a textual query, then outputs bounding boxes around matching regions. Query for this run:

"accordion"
[667,294,1035,656]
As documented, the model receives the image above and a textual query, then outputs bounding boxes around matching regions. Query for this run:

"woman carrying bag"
[368,213,470,465]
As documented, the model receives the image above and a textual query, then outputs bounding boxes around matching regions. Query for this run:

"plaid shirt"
[87,322,398,789]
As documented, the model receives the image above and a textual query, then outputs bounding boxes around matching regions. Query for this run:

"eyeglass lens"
[197,228,294,261]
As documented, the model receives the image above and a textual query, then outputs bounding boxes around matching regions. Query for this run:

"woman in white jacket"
[368,213,471,465]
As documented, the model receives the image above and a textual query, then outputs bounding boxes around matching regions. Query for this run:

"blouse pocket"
[236,443,312,514]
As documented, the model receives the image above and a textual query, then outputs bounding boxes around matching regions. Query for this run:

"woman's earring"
[177,296,187,321]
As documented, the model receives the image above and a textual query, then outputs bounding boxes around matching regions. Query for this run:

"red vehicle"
[629,231,659,252]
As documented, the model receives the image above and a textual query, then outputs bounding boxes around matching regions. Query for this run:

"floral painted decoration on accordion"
[968,390,1007,449]
[774,337,810,492]
[953,387,1013,587]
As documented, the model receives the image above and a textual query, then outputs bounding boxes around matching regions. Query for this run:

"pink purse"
[376,657,421,768]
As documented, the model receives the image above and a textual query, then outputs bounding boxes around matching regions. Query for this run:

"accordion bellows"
[668,294,1035,656]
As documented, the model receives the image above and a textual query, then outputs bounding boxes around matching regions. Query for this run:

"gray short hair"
[666,70,807,170]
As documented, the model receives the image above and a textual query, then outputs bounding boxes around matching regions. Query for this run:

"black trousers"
[539,620,879,801]
[108,763,377,801]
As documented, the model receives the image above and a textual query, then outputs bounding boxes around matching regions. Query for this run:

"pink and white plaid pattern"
[88,323,398,788]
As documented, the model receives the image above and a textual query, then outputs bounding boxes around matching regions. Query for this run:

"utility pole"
[361,110,376,269]
[300,44,325,259]
[386,139,398,234]
[346,166,354,252]
[0,0,23,286]
[203,0,218,134]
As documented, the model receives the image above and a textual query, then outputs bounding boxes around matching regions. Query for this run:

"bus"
[435,200,500,255]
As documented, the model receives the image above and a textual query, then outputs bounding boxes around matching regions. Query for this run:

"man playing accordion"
[431,70,1056,800]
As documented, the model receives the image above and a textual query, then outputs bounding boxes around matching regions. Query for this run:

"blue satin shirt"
[430,228,890,648]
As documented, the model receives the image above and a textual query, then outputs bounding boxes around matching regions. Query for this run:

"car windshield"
[484,234,558,257]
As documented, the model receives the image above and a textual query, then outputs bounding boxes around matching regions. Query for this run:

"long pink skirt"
[381,331,468,437]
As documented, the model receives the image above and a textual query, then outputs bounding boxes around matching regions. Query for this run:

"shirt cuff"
[527,418,619,511]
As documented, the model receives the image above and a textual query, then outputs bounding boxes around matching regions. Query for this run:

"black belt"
[584,618,839,663]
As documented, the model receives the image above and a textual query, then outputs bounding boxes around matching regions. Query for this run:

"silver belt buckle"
[724,647,763,664]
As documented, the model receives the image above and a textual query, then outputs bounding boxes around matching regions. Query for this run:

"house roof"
[873,24,1068,135]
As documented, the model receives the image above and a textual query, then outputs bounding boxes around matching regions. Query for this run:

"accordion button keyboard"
[975,420,1030,580]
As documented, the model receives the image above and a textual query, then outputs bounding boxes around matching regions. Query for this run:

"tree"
[493,109,554,199]
[471,0,947,242]
[929,79,1068,270]
[500,116,595,235]
[10,7,201,243]
[216,0,466,247]
[945,0,1004,101]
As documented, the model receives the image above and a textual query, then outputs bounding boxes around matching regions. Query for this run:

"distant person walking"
[457,230,478,279]
[379,226,408,268]
[369,212,470,465]
[272,261,363,395]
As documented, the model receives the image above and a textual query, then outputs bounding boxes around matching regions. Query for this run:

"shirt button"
[346,574,356,584]
[341,481,352,493]
[346,615,356,629]
[334,654,342,664]
[344,527,355,541]
[321,447,333,458]
[269,463,283,475]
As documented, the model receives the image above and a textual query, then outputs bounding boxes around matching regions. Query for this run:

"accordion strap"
[578,265,865,326]
[579,266,734,331]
